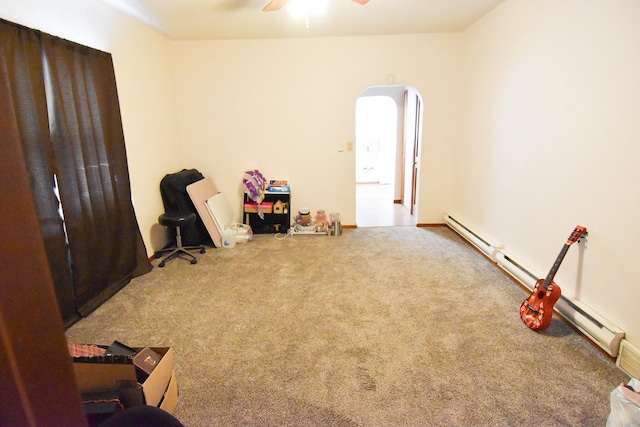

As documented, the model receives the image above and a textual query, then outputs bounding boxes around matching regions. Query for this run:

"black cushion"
[158,212,197,227]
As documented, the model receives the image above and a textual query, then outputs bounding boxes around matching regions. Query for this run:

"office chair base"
[156,245,206,267]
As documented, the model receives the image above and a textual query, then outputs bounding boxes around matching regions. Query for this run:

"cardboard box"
[72,347,178,414]
[133,347,161,379]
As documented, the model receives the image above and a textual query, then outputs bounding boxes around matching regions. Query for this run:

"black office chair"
[155,212,205,267]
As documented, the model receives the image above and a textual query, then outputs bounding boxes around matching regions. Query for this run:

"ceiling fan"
[263,0,369,12]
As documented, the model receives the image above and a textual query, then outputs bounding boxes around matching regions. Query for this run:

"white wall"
[454,0,640,345]
[0,0,181,255]
[171,34,461,226]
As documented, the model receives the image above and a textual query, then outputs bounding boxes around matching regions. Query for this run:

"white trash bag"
[607,378,640,427]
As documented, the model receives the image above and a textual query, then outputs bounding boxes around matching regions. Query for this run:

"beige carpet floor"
[66,226,627,426]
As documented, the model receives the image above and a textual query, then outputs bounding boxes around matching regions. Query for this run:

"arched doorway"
[355,86,423,227]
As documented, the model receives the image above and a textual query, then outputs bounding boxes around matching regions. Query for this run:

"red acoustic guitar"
[519,225,587,330]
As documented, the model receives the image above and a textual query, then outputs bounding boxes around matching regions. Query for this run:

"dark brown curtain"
[0,20,78,325]
[40,34,151,316]
[0,19,151,324]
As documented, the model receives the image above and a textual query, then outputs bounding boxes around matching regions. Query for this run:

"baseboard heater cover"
[554,298,625,357]
[494,251,539,288]
[445,214,625,357]
[443,214,501,260]
[617,340,640,379]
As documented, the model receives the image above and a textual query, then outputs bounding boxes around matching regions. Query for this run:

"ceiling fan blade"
[263,0,288,11]
[352,0,369,4]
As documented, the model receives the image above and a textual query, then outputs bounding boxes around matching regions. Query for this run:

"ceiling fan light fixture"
[286,0,328,29]
[287,0,328,19]
[264,0,368,13]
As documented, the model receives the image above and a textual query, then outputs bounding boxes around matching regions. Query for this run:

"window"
[0,19,150,326]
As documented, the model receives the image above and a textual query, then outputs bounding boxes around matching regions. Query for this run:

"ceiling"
[101,0,506,40]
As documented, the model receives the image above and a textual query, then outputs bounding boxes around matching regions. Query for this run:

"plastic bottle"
[222,228,236,248]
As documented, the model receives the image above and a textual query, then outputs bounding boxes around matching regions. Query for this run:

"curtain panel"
[0,20,78,325]
[0,19,151,325]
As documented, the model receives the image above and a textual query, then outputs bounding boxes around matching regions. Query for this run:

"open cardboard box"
[72,347,178,414]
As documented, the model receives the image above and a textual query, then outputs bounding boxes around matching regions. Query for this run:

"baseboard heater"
[444,213,625,357]
[617,340,640,379]
[443,214,501,260]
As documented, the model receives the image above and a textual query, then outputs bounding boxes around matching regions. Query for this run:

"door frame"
[356,85,423,218]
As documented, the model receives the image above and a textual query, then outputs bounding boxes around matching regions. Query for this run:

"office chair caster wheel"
[200,248,206,254]
[190,259,197,265]
[159,261,165,268]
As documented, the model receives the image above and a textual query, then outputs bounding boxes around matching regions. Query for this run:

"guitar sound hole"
[537,290,545,299]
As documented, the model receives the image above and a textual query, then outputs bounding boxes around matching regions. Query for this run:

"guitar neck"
[542,243,571,289]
